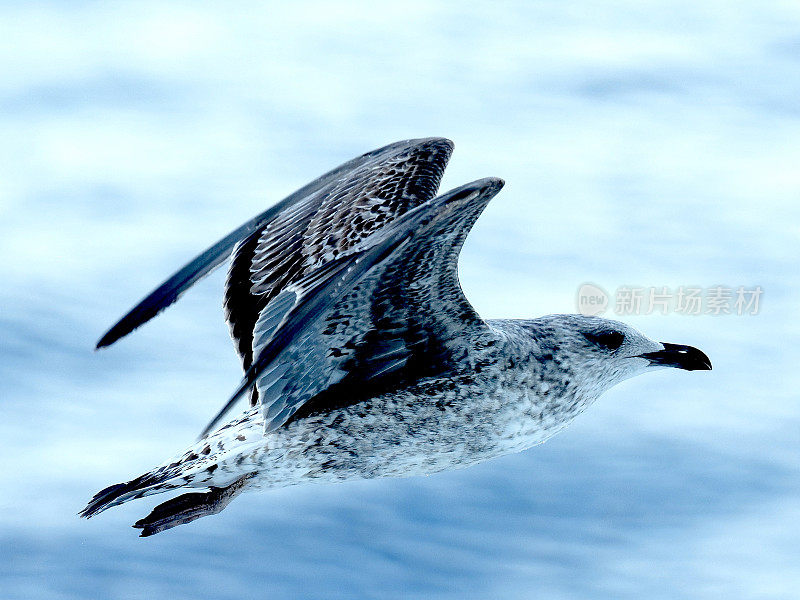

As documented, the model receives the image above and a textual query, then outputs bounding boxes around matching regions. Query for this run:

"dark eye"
[583,330,625,351]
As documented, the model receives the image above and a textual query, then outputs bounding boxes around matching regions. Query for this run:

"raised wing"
[95,138,453,349]
[200,177,505,437]
[223,138,454,379]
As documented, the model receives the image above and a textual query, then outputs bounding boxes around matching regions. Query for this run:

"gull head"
[529,314,711,398]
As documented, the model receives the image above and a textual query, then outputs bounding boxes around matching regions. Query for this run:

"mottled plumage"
[82,138,711,536]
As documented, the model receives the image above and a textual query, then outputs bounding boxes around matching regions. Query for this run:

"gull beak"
[638,343,712,371]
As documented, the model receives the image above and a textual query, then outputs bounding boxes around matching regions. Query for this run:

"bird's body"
[123,320,599,496]
[82,138,711,535]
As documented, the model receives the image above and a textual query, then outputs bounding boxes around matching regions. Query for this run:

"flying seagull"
[81,137,711,536]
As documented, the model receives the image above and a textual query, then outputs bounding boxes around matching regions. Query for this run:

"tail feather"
[80,413,262,529]
[79,473,165,518]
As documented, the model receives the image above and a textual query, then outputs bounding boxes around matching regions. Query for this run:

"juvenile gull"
[81,138,711,536]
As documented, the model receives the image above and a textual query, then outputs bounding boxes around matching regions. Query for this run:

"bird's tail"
[79,410,264,534]
[79,466,181,519]
[79,461,253,536]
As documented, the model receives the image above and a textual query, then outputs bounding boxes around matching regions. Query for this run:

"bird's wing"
[223,138,454,380]
[200,177,504,437]
[95,138,452,350]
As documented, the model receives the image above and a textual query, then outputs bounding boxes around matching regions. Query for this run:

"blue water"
[2,2,799,598]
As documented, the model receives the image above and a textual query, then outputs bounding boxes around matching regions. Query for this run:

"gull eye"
[583,330,625,351]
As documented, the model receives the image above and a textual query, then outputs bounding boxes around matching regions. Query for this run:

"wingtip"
[95,326,122,351]
[134,525,156,537]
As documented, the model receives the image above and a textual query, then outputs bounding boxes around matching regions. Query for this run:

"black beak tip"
[640,343,712,371]
[685,351,712,371]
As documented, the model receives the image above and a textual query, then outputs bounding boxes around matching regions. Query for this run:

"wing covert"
[201,177,505,436]
[223,137,454,381]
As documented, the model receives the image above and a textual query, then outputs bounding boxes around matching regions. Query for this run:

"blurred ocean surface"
[1,2,798,598]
